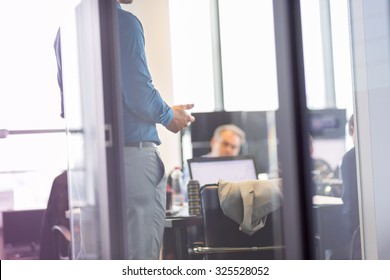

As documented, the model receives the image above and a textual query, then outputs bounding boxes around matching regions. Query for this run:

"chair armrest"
[190,245,284,255]
[51,225,71,242]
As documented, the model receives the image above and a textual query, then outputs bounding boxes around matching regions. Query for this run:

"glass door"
[299,0,359,260]
[60,0,125,259]
[55,0,389,260]
[348,0,390,259]
[171,0,313,260]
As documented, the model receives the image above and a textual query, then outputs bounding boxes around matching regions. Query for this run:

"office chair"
[51,225,71,260]
[349,225,361,260]
[192,184,283,260]
[39,171,71,260]
[313,203,360,259]
[314,204,342,259]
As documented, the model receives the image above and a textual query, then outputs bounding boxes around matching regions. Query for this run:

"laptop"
[187,155,258,187]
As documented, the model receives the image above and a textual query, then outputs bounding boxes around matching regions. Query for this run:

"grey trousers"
[123,146,166,259]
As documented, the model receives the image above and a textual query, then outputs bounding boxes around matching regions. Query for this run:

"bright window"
[219,0,279,111]
[0,0,79,209]
[169,0,215,112]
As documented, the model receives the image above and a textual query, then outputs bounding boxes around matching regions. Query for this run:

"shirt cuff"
[161,107,174,127]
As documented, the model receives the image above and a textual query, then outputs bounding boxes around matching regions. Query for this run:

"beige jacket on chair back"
[218,179,283,235]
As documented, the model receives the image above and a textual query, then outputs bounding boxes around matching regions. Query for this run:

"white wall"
[123,0,182,172]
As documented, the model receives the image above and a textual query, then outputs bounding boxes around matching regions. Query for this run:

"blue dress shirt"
[116,4,173,145]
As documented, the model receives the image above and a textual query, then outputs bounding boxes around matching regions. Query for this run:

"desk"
[163,205,203,260]
[313,195,342,205]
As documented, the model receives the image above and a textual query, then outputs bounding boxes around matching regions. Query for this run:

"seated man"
[205,124,246,157]
[183,124,246,188]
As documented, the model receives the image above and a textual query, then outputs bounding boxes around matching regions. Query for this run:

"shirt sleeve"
[118,14,173,127]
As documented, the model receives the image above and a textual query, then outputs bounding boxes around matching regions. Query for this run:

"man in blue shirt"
[116,0,195,259]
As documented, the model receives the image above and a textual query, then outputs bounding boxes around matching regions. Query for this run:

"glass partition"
[61,0,109,259]
[172,0,362,260]
[171,0,284,260]
[300,0,361,259]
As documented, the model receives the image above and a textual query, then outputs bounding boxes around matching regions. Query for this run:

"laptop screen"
[187,155,258,187]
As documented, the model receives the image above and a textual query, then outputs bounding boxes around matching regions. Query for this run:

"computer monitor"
[187,155,258,187]
[309,108,346,139]
[2,209,45,247]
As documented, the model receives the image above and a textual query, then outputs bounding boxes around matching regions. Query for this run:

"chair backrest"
[200,184,283,259]
[51,225,71,260]
[349,225,361,260]
[39,171,70,259]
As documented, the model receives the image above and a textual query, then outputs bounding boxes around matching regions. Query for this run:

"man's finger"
[182,103,194,110]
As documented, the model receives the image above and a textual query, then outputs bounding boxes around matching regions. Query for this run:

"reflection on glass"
[61,1,107,259]
[181,110,283,259]
[169,0,283,260]
[300,0,361,259]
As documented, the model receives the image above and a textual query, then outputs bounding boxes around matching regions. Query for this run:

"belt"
[125,142,157,148]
